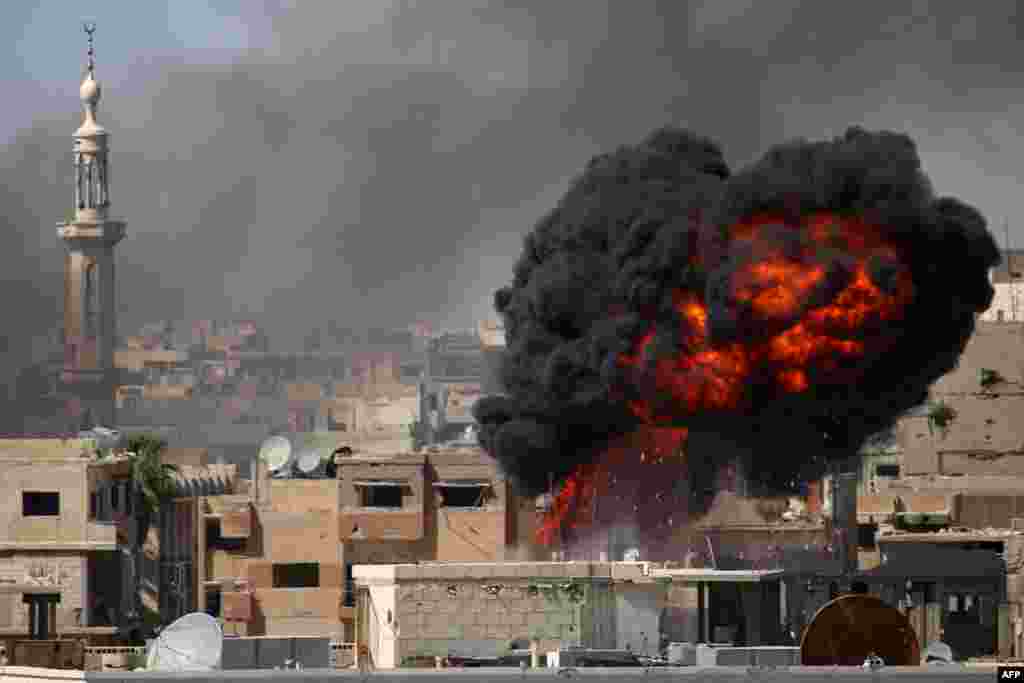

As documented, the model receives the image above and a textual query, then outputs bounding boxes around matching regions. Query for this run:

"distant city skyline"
[4,1,1024,380]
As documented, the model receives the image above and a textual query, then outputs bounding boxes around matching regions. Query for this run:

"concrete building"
[0,438,118,644]
[980,249,1024,322]
[351,561,787,669]
[849,316,1024,660]
[195,445,534,643]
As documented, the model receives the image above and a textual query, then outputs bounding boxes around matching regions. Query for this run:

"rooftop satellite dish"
[800,594,919,666]
[296,448,322,476]
[924,641,954,664]
[78,426,122,450]
[258,435,292,474]
[146,612,223,672]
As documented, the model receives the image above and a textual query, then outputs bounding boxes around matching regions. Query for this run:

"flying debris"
[474,126,999,548]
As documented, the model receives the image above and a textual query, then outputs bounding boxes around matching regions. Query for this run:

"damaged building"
[852,317,1024,660]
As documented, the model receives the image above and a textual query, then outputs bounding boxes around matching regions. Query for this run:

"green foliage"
[408,421,427,451]
[124,434,179,515]
[124,650,148,670]
[927,401,957,435]
[980,368,1005,389]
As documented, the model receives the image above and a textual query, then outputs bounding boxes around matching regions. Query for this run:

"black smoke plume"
[474,126,999,519]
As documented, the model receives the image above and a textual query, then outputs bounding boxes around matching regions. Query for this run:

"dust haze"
[3,0,1023,402]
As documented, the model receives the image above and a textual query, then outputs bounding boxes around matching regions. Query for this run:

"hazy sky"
[4,0,1024,369]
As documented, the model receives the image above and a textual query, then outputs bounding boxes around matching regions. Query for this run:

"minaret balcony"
[57,219,125,245]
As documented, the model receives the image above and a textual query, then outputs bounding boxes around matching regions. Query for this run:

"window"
[110,484,119,511]
[436,483,488,508]
[205,589,222,618]
[343,564,355,607]
[857,523,878,549]
[272,563,319,588]
[360,484,404,508]
[83,262,99,338]
[947,593,980,622]
[23,492,60,517]
[206,519,246,551]
[875,464,900,478]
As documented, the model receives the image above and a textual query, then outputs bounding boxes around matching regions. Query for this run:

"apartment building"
[0,438,119,643]
[197,444,534,642]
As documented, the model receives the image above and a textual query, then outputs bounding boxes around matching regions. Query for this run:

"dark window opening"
[875,464,900,478]
[23,492,60,517]
[857,523,878,549]
[272,562,319,588]
[343,564,355,607]
[360,485,404,508]
[205,589,222,618]
[207,519,247,551]
[110,484,119,510]
[89,493,97,519]
[947,593,981,624]
[438,485,488,508]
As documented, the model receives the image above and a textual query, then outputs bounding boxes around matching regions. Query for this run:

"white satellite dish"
[258,435,292,474]
[924,641,954,664]
[146,612,223,672]
[79,426,122,450]
[296,448,322,476]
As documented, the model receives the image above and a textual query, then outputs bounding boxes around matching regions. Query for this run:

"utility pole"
[1005,220,1018,321]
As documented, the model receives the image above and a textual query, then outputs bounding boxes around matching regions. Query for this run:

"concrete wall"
[354,563,652,668]
[0,553,88,635]
[899,322,1024,477]
[613,584,663,657]
[0,460,89,545]
[1,664,1008,681]
[388,578,600,663]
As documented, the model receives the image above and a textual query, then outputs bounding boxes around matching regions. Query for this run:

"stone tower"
[57,23,124,428]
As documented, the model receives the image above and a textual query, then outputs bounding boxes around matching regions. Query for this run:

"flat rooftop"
[78,664,998,680]
[352,562,786,583]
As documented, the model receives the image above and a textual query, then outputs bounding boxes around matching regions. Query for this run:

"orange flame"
[536,212,915,545]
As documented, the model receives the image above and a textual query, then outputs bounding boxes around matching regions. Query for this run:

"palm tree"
[123,434,178,635]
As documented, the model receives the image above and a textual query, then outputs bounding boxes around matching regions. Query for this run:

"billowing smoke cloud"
[474,126,999,536]
[2,0,1022,434]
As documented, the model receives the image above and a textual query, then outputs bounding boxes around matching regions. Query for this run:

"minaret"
[57,23,124,428]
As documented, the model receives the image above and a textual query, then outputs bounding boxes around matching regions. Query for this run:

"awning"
[353,480,406,487]
[432,480,491,488]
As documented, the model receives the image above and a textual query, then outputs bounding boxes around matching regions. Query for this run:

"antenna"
[146,612,223,671]
[258,435,292,475]
[83,22,96,75]
[295,447,322,477]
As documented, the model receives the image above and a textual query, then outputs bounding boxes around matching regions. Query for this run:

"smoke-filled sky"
[4,0,1024,377]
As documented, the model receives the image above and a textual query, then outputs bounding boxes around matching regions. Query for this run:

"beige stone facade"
[199,446,538,641]
[0,438,125,640]
[352,562,786,669]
